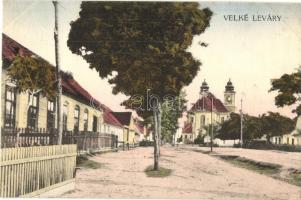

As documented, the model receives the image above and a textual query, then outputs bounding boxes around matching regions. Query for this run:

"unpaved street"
[63,146,301,199]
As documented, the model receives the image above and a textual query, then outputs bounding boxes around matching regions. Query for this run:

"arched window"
[201,115,206,126]
[92,115,98,132]
[63,102,69,131]
[83,109,89,131]
[74,105,80,132]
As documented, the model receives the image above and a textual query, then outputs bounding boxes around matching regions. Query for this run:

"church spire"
[200,79,209,93]
[225,78,234,92]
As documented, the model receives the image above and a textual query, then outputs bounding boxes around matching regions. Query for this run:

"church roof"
[225,79,235,92]
[182,122,192,133]
[189,92,228,113]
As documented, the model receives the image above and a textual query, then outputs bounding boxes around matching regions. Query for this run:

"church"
[182,79,236,144]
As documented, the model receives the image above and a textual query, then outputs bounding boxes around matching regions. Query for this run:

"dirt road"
[63,146,301,199]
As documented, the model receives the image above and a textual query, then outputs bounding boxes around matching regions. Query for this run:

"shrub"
[194,134,205,144]
[237,140,301,152]
[139,140,154,147]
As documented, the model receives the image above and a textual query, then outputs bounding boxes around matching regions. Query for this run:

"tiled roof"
[99,104,123,128]
[2,33,34,61]
[189,92,228,113]
[182,122,192,133]
[2,33,135,129]
[2,33,102,109]
[112,112,132,126]
[137,124,144,133]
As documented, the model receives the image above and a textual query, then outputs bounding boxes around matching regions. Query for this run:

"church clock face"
[226,95,232,103]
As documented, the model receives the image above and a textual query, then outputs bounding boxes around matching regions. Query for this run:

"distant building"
[100,104,124,143]
[182,122,193,143]
[112,112,138,145]
[182,79,237,146]
[271,117,301,146]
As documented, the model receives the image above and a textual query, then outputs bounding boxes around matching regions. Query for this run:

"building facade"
[2,34,104,133]
[271,116,301,146]
[182,80,236,145]
[100,104,124,143]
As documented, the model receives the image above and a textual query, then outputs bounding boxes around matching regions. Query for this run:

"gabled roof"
[112,112,132,126]
[99,104,123,128]
[189,92,228,113]
[136,125,144,134]
[2,33,102,109]
[182,122,192,134]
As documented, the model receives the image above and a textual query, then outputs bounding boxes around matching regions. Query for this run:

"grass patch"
[193,149,212,154]
[145,165,172,178]
[76,156,103,169]
[287,170,301,187]
[215,155,281,175]
[196,151,301,187]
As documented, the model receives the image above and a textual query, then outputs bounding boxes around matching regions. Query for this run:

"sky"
[2,0,301,127]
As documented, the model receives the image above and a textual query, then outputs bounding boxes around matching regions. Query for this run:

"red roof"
[2,33,102,109]
[182,122,192,133]
[189,92,228,113]
[99,104,123,128]
[2,33,34,61]
[112,112,132,126]
[2,33,133,128]
[135,121,144,134]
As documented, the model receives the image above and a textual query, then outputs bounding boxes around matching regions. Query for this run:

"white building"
[182,79,238,146]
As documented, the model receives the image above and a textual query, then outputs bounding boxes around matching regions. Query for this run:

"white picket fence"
[0,145,77,197]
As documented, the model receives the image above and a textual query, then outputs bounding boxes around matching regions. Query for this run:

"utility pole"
[240,98,243,148]
[53,1,63,144]
[210,96,213,152]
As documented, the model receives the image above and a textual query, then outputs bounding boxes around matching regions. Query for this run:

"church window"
[201,115,205,126]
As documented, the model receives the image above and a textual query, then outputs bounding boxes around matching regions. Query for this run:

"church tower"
[224,79,236,112]
[200,79,209,98]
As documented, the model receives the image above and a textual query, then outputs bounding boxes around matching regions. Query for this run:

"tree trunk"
[157,103,161,156]
[153,108,159,171]
[172,133,175,146]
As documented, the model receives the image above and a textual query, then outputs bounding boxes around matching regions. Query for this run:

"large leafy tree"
[217,113,241,140]
[68,2,212,170]
[270,66,301,116]
[217,112,294,143]
[217,113,262,142]
[261,112,295,143]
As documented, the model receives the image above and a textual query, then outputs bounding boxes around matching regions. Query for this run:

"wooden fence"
[1,128,118,154]
[62,132,118,154]
[1,128,57,148]
[0,145,77,197]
